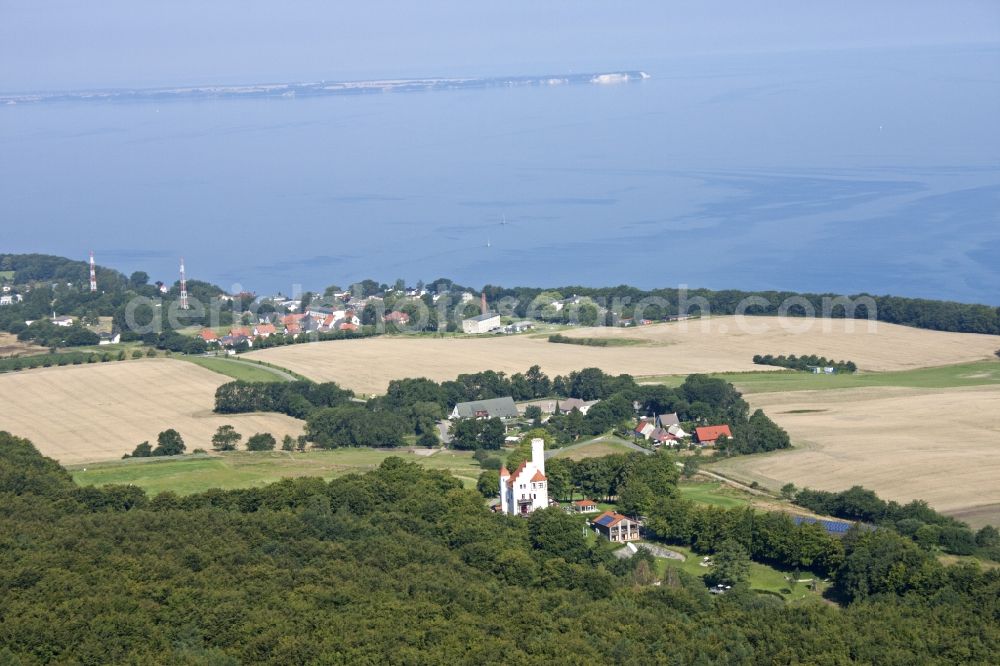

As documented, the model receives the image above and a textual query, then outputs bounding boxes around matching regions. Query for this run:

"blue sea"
[2,45,999,303]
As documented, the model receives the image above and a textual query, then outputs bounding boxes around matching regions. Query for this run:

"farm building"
[462,313,501,334]
[519,397,599,417]
[450,396,519,420]
[591,511,641,542]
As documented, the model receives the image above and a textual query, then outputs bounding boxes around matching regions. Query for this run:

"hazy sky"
[2,1,999,91]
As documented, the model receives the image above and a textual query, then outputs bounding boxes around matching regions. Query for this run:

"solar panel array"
[793,516,854,534]
[594,514,618,527]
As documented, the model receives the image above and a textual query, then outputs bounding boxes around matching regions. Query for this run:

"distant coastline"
[0,70,650,106]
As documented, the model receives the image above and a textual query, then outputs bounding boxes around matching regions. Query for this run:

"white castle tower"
[499,438,548,516]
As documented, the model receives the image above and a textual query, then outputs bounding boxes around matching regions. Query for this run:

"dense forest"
[213,367,791,455]
[1,432,998,664]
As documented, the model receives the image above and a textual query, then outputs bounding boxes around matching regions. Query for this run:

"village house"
[385,311,410,326]
[570,499,600,514]
[499,438,548,516]
[97,332,121,345]
[199,329,220,344]
[649,428,677,447]
[656,413,680,429]
[694,425,733,446]
[0,293,23,306]
[51,315,74,327]
[591,511,642,542]
[450,396,519,420]
[253,323,277,338]
[633,419,655,440]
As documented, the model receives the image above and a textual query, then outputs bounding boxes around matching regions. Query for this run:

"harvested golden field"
[0,359,304,464]
[711,385,1000,528]
[247,316,1000,394]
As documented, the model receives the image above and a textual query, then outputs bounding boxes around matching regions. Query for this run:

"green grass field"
[677,481,751,509]
[650,543,829,603]
[183,356,294,382]
[640,359,1000,394]
[71,448,482,495]
[0,270,14,281]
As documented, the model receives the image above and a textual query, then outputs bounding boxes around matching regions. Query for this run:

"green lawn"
[678,481,751,509]
[650,543,829,603]
[71,448,483,495]
[183,356,292,382]
[550,436,638,460]
[640,359,1000,394]
[0,271,14,281]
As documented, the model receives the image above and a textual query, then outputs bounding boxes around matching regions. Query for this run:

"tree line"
[753,353,857,373]
[2,431,998,663]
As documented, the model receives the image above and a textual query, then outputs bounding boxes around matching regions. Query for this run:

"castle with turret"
[499,438,548,516]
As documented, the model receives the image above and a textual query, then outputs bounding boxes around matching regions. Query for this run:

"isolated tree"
[296,435,308,452]
[129,441,152,458]
[152,429,185,456]
[618,480,654,517]
[281,434,295,451]
[524,404,543,425]
[709,538,751,587]
[417,430,439,448]
[211,425,242,452]
[479,418,506,450]
[780,482,798,500]
[477,470,499,499]
[682,457,700,479]
[246,432,276,451]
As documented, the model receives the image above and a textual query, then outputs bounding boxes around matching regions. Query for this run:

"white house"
[499,438,548,516]
[51,315,74,327]
[98,332,121,345]
[0,293,23,306]
[462,312,501,334]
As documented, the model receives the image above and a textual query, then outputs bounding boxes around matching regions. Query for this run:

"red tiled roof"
[385,311,410,323]
[592,510,628,527]
[506,460,529,487]
[530,470,547,482]
[695,425,732,442]
[255,323,276,334]
[282,314,305,325]
[230,327,251,337]
[499,466,510,477]
[573,499,597,507]
[199,329,218,341]
[339,322,358,331]
[285,323,301,334]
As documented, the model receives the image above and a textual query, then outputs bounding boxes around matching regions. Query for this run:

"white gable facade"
[499,438,548,516]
